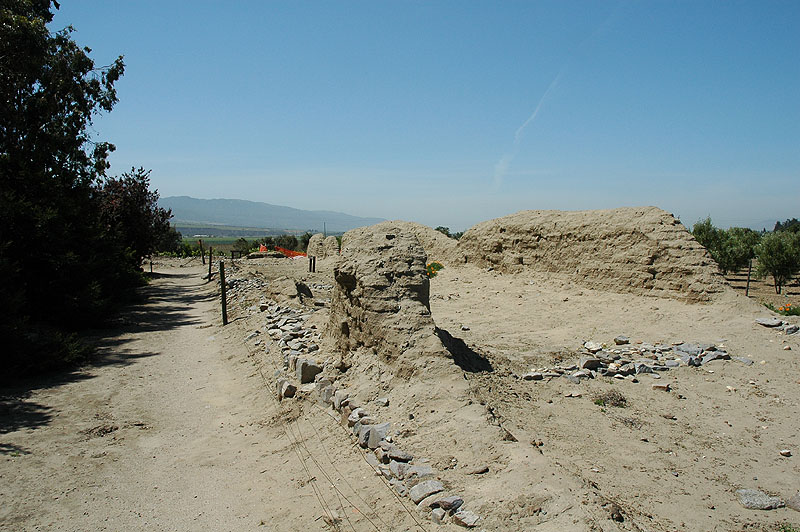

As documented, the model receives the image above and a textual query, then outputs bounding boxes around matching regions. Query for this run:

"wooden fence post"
[207,246,213,281]
[199,239,205,265]
[745,259,752,297]
[219,261,228,325]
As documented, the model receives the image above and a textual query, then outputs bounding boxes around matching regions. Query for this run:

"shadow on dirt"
[0,269,212,435]
[435,327,494,373]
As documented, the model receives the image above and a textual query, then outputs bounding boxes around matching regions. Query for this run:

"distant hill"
[159,196,384,235]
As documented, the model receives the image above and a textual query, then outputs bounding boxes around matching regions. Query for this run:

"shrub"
[427,261,444,278]
[756,231,800,294]
[594,390,628,408]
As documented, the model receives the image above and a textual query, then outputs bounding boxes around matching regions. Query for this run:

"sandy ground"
[0,266,435,531]
[2,255,799,531]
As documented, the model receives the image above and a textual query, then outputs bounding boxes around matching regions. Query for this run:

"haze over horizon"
[53,2,798,232]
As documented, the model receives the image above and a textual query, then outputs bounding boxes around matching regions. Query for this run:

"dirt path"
[1,267,430,532]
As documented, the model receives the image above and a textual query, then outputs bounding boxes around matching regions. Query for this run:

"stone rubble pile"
[307,379,481,528]
[254,303,480,527]
[755,317,799,335]
[522,336,751,385]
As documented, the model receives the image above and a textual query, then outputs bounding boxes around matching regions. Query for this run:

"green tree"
[299,232,312,251]
[756,231,800,294]
[774,218,800,233]
[233,237,259,254]
[435,226,451,238]
[692,217,723,252]
[714,227,761,275]
[275,234,299,251]
[97,167,175,268]
[1,1,127,375]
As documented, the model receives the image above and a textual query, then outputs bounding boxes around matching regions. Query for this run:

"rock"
[675,343,701,355]
[755,317,783,328]
[347,408,365,427]
[467,465,489,475]
[333,390,350,410]
[678,353,701,367]
[652,383,671,391]
[579,356,603,370]
[665,360,680,368]
[786,325,799,335]
[409,480,445,504]
[736,488,784,510]
[451,509,480,527]
[634,362,654,374]
[779,449,792,457]
[461,325,470,331]
[318,385,335,405]
[701,352,730,365]
[734,357,755,366]
[522,372,543,381]
[367,422,391,449]
[787,492,800,512]
[279,380,297,399]
[387,448,413,462]
[389,478,408,497]
[784,345,792,351]
[431,508,446,524]
[614,335,630,345]
[417,492,444,510]
[433,495,464,511]
[584,341,603,353]
[296,359,322,383]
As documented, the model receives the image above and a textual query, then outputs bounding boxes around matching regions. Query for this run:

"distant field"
[175,222,296,239]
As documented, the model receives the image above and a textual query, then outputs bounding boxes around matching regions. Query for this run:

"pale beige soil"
[2,253,799,532]
[218,255,800,531]
[0,266,435,531]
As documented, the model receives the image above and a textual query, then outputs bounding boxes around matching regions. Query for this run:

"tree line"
[1,2,179,377]
[692,217,800,294]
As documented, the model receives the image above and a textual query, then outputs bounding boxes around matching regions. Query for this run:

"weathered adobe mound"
[328,222,441,364]
[306,233,325,257]
[455,207,725,302]
[386,220,458,264]
[306,233,341,259]
[323,235,339,257]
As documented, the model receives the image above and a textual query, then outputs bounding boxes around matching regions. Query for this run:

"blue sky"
[53,1,798,231]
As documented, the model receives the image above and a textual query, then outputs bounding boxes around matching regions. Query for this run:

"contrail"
[493,68,565,189]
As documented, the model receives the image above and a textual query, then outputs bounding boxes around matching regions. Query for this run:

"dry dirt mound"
[455,206,725,302]
[327,222,443,368]
[386,220,458,265]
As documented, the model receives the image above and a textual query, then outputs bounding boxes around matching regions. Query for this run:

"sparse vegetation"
[764,302,800,316]
[594,390,628,408]
[427,261,444,278]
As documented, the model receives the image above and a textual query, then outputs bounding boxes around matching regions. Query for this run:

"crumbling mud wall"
[306,233,325,258]
[386,221,458,264]
[328,222,440,363]
[323,235,339,257]
[306,233,341,259]
[455,207,725,302]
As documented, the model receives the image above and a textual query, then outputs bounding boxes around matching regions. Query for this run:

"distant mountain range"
[159,196,384,235]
